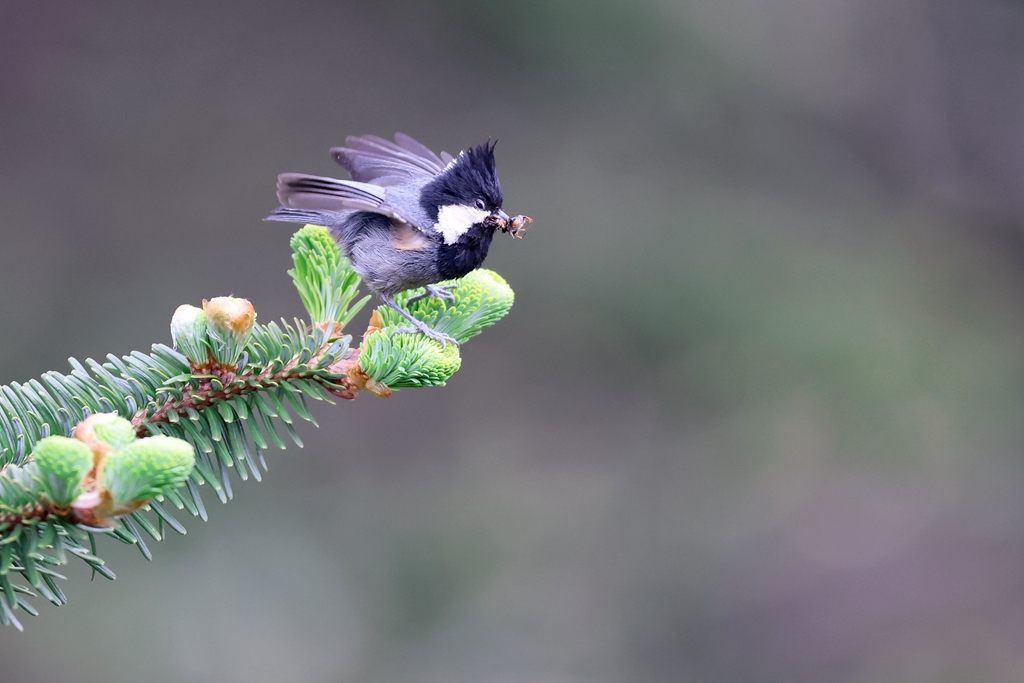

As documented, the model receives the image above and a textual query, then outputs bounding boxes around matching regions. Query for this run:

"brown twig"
[131,322,388,436]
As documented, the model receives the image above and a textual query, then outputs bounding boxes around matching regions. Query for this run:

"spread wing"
[275,133,453,231]
[276,173,413,224]
[330,133,452,186]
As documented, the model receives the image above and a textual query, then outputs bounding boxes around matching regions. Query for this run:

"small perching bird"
[266,133,531,347]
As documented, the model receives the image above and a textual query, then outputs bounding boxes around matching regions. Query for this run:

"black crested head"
[419,141,503,220]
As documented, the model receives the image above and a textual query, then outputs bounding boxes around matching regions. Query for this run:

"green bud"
[382,269,515,344]
[293,224,341,274]
[170,304,209,363]
[288,225,369,327]
[0,462,42,511]
[30,436,93,507]
[100,436,195,508]
[82,413,137,451]
[359,326,462,389]
[203,297,256,366]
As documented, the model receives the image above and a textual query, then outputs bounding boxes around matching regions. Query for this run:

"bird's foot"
[382,295,459,348]
[407,283,458,305]
[391,320,459,348]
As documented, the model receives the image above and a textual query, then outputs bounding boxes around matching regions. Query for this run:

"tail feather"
[277,172,385,212]
[264,206,338,226]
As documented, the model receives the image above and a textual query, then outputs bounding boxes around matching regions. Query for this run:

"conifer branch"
[0,225,514,630]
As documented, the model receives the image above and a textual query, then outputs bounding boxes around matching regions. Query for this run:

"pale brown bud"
[203,297,256,340]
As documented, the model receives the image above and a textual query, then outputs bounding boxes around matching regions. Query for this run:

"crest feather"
[418,139,503,222]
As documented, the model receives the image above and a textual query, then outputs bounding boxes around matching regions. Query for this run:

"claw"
[391,324,459,348]
[382,295,459,348]
[407,283,458,305]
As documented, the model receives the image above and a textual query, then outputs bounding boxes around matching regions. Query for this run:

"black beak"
[484,209,510,230]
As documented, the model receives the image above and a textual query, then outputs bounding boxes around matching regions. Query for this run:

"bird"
[265,133,530,347]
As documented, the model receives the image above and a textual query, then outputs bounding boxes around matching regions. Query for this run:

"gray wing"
[277,173,413,224]
[330,133,452,186]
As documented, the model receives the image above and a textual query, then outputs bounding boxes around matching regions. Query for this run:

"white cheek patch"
[436,204,490,245]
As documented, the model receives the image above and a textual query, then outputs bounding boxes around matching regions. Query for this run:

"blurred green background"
[5,1,1024,681]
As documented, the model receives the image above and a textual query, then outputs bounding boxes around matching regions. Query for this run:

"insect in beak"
[486,209,531,238]
[505,214,532,238]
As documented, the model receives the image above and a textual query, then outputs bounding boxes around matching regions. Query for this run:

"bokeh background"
[4,0,1024,681]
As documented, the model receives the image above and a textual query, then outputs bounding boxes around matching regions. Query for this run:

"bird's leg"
[407,283,458,305]
[381,295,459,348]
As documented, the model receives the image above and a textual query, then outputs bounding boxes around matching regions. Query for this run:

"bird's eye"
[474,198,487,210]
